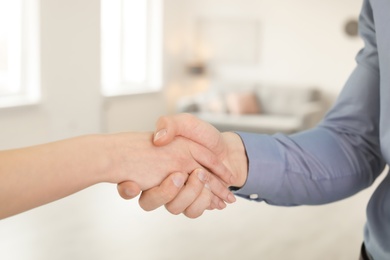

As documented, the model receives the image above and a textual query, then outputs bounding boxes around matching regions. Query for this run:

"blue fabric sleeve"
[232,1,390,259]
[234,17,386,205]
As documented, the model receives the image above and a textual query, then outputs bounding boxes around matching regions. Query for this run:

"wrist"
[76,134,117,184]
[221,132,248,187]
[101,132,156,186]
[98,133,128,183]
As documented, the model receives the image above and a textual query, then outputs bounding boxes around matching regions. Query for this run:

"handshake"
[0,113,248,219]
[115,113,248,218]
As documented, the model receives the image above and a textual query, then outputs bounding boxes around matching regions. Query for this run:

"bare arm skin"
[0,130,234,219]
[117,114,248,217]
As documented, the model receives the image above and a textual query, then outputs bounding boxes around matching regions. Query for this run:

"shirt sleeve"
[234,0,386,206]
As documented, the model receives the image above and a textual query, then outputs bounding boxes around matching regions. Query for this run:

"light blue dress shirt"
[235,0,390,258]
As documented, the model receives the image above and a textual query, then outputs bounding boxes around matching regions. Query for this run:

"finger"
[165,169,209,215]
[207,193,226,210]
[139,172,187,211]
[208,189,218,210]
[153,114,224,156]
[183,187,212,218]
[188,141,233,185]
[209,191,227,210]
[205,172,236,204]
[153,114,234,185]
[117,181,141,200]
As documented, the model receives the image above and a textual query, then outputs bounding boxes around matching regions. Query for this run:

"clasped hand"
[0,114,246,220]
[117,113,248,218]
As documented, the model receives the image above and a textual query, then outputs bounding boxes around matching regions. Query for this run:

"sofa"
[176,83,327,134]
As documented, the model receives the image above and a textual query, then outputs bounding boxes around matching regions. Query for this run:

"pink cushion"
[225,91,261,115]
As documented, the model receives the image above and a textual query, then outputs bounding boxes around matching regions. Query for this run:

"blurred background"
[0,0,381,259]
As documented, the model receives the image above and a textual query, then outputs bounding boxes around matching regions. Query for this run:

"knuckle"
[208,156,219,169]
[182,113,197,124]
[159,185,176,202]
[156,115,169,129]
[157,115,168,123]
[165,204,182,215]
[184,209,204,219]
[139,201,153,212]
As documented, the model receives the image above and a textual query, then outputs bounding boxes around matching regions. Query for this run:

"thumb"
[153,113,224,156]
[117,181,141,200]
[139,172,188,211]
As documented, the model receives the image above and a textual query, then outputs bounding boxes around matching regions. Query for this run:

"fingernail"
[197,169,208,182]
[218,201,226,209]
[228,192,236,203]
[172,175,185,188]
[125,189,137,198]
[154,129,167,142]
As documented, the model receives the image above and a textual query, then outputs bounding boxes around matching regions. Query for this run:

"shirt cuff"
[231,132,285,203]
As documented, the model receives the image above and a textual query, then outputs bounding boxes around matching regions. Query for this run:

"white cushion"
[257,86,318,115]
[194,112,302,133]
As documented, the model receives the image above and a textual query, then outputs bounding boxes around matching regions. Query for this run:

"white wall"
[0,0,364,148]
[0,1,370,260]
[0,0,102,149]
[103,92,167,133]
[0,0,167,150]
[164,0,364,107]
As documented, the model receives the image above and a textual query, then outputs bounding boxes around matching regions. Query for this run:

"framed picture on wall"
[195,17,261,65]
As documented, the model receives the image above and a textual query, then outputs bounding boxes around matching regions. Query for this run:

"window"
[101,0,163,96]
[0,0,40,108]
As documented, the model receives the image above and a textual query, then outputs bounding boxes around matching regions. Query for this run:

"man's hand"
[110,132,235,191]
[118,168,229,218]
[117,113,248,217]
[152,114,248,186]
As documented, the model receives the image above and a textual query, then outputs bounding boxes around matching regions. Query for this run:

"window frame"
[0,0,40,108]
[101,0,163,97]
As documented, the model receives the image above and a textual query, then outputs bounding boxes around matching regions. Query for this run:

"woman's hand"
[117,113,248,217]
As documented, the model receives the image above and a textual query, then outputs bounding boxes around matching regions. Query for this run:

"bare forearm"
[0,135,110,219]
[0,130,232,219]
